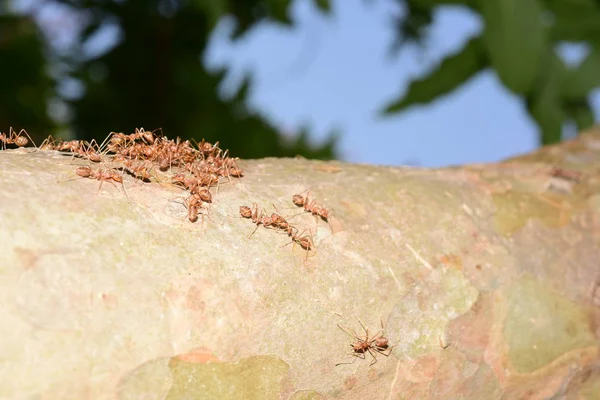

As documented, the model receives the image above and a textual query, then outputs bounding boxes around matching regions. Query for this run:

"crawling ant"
[76,166,122,183]
[191,186,212,203]
[293,232,313,251]
[172,173,197,190]
[335,318,395,367]
[0,128,34,149]
[123,160,154,182]
[240,203,263,237]
[240,203,313,258]
[240,203,289,238]
[85,140,103,162]
[74,165,126,195]
[184,194,205,223]
[292,190,333,222]
[270,213,295,236]
[39,135,58,150]
[550,166,582,183]
[282,228,314,260]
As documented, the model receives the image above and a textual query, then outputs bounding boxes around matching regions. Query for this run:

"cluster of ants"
[26,127,243,223]
[239,193,399,366]
[2,127,408,369]
[239,190,333,259]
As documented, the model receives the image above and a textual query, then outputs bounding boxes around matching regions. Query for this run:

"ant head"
[240,206,252,218]
[292,194,304,206]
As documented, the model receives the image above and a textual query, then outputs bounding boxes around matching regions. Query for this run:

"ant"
[0,128,34,150]
[74,165,126,195]
[268,205,298,238]
[241,203,312,258]
[292,190,333,222]
[239,203,276,237]
[270,213,295,237]
[122,160,154,182]
[184,194,205,223]
[335,318,395,367]
[550,166,582,183]
[191,186,212,203]
[282,228,314,260]
[39,135,59,150]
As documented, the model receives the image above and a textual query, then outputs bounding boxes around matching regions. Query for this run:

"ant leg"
[337,324,361,342]
[374,345,395,358]
[356,318,372,337]
[248,222,261,239]
[367,349,379,366]
[335,354,363,367]
[98,131,114,152]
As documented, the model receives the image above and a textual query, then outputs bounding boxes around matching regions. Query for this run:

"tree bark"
[1,128,599,399]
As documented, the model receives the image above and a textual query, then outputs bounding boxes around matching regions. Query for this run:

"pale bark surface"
[1,129,600,399]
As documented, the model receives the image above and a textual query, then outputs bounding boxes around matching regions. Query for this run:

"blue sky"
[17,0,600,167]
[206,0,600,167]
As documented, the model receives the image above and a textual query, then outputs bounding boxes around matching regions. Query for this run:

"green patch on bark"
[503,275,595,374]
[493,191,570,235]
[166,355,290,400]
[389,266,479,358]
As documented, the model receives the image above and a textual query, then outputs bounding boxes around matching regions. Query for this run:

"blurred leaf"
[0,14,55,143]
[312,0,331,13]
[565,99,596,131]
[546,0,600,42]
[560,47,600,100]
[480,0,546,94]
[265,0,292,25]
[60,0,335,160]
[408,0,475,7]
[389,0,434,49]
[526,51,566,145]
[383,35,487,114]
[191,0,228,29]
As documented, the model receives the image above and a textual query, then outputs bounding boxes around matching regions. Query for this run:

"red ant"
[550,166,582,183]
[239,203,276,237]
[270,213,296,237]
[282,228,314,260]
[292,190,333,222]
[74,165,127,195]
[335,318,395,367]
[0,128,34,150]
[191,186,212,203]
[123,160,155,182]
[241,203,312,258]
[184,194,205,223]
[39,135,58,150]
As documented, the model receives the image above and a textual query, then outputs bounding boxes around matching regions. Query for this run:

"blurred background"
[1,0,599,166]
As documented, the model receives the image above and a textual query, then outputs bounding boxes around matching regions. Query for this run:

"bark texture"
[1,129,600,399]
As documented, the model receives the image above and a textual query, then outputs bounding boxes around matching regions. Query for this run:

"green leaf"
[480,0,546,94]
[265,0,292,25]
[382,35,487,114]
[405,0,473,5]
[191,0,227,28]
[547,0,600,42]
[312,0,331,13]
[560,47,600,100]
[526,51,566,145]
[565,99,596,131]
